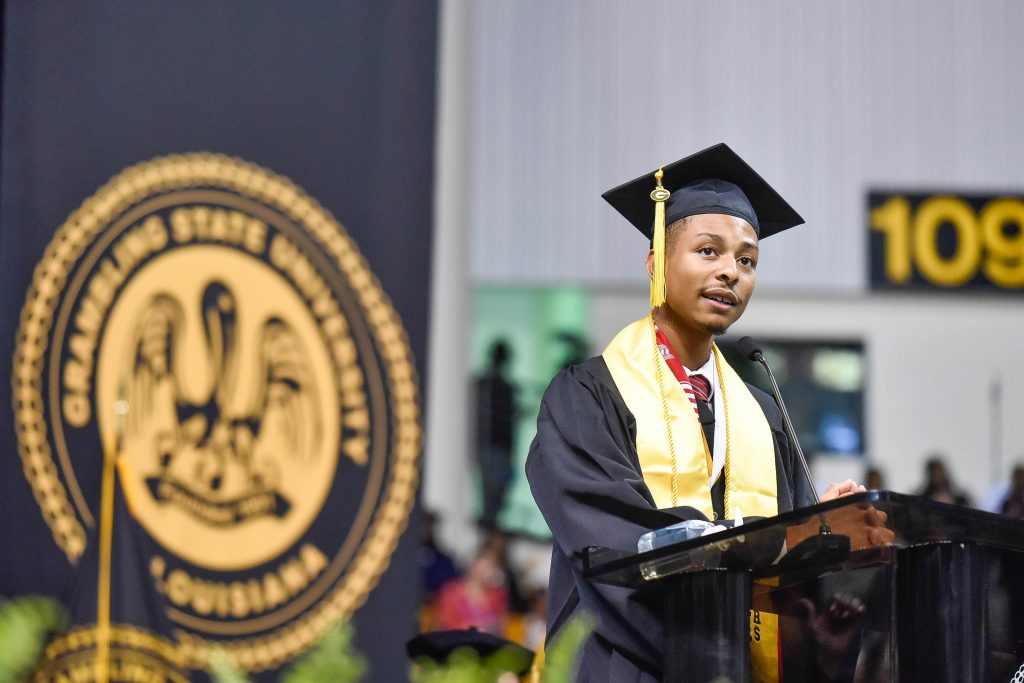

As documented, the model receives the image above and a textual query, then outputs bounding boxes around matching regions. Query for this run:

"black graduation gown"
[526,356,815,682]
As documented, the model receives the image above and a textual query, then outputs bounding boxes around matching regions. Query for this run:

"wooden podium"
[584,491,1024,682]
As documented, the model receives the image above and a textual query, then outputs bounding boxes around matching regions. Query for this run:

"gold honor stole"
[602,318,777,517]
[602,317,781,681]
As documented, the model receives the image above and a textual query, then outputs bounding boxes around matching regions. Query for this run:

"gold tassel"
[650,167,671,308]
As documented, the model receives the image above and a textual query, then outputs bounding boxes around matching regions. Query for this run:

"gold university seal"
[14,153,420,670]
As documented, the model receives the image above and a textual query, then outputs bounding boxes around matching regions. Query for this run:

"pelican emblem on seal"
[124,280,321,526]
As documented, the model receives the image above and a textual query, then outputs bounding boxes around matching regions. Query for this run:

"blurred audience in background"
[419,511,460,606]
[999,464,1024,519]
[481,529,529,615]
[916,455,972,506]
[418,512,550,653]
[475,339,520,529]
[433,546,509,635]
[864,467,885,491]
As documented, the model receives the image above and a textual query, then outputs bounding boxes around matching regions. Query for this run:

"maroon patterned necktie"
[689,374,711,403]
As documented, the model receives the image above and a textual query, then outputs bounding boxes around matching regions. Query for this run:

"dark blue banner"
[0,2,437,680]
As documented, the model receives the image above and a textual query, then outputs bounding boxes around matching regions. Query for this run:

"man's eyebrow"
[694,232,760,251]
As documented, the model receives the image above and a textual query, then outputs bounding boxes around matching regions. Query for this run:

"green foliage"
[0,595,67,683]
[207,622,367,683]
[207,650,253,683]
[0,595,372,683]
[412,645,528,683]
[0,595,592,683]
[410,613,594,683]
[279,622,367,683]
[540,612,594,683]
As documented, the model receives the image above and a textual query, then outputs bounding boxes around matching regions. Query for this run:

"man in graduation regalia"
[526,144,869,682]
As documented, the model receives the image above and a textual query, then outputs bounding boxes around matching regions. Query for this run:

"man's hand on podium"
[820,479,866,501]
[825,503,894,550]
[786,482,895,553]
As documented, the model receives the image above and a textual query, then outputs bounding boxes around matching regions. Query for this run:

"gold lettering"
[208,208,229,241]
[61,358,89,395]
[231,582,249,618]
[112,224,152,270]
[343,435,369,466]
[62,390,91,427]
[280,557,307,594]
[150,556,166,591]
[59,215,171,425]
[263,573,286,609]
[244,217,266,254]
[192,206,211,236]
[237,492,274,517]
[166,570,191,606]
[246,578,265,613]
[73,296,104,335]
[214,581,232,618]
[157,482,234,525]
[344,407,369,431]
[97,257,127,291]
[270,233,369,420]
[87,267,115,307]
[172,206,269,251]
[146,507,332,620]
[67,333,95,367]
[269,233,295,268]
[144,213,169,250]
[191,580,215,616]
[171,207,194,243]
[300,543,328,577]
[291,257,324,300]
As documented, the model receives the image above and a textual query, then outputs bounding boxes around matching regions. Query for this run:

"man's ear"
[645,249,655,281]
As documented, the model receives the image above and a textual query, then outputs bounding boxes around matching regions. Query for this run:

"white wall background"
[467,0,1024,291]
[426,0,1024,556]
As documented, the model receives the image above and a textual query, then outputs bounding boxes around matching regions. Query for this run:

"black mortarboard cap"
[601,143,804,239]
[406,629,535,676]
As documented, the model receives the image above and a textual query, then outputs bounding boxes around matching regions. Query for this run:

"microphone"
[736,336,832,536]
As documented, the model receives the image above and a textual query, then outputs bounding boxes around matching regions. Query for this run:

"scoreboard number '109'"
[869,192,1024,290]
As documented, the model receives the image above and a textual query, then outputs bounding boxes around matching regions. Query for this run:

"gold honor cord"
[649,313,680,507]
[712,346,733,518]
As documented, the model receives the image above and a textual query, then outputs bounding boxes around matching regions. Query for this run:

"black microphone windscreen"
[736,336,763,361]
